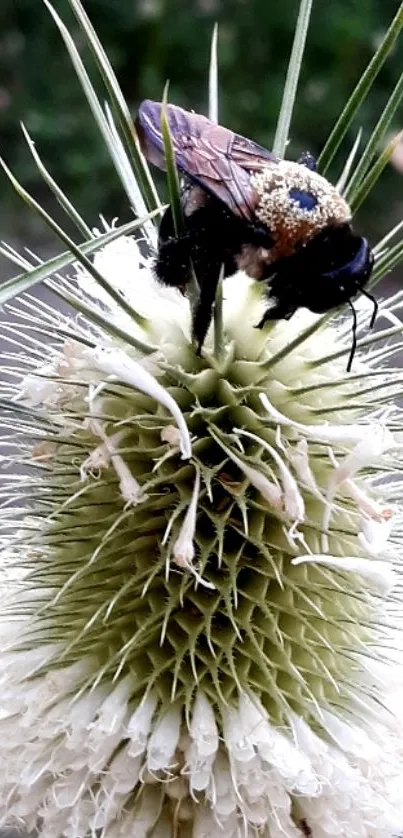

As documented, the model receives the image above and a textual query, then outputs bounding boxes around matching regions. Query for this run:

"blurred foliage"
[0,0,402,243]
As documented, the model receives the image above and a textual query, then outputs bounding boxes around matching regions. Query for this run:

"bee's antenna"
[359,287,378,329]
[347,299,357,373]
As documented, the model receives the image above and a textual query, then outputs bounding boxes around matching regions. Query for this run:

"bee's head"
[262,224,375,372]
[263,223,374,311]
[297,224,374,313]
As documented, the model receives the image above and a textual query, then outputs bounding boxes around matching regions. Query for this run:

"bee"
[136,100,376,369]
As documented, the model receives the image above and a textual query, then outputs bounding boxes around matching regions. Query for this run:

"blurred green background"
[0,0,402,275]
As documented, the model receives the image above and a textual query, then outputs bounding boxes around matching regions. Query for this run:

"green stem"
[318,2,403,174]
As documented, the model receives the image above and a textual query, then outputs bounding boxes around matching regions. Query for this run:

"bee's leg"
[256,299,297,328]
[156,222,225,350]
[191,260,222,352]
[191,235,239,351]
[257,269,302,328]
[155,237,192,289]
[154,206,193,289]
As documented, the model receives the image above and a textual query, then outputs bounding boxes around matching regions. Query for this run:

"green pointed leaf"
[66,0,160,216]
[161,86,200,311]
[272,0,313,158]
[208,23,224,361]
[350,130,403,214]
[161,84,185,239]
[21,123,92,240]
[104,104,158,250]
[0,201,162,306]
[373,235,403,283]
[374,217,403,255]
[318,2,403,174]
[42,0,158,227]
[344,70,403,203]
[336,128,362,194]
[46,280,156,356]
[0,154,148,328]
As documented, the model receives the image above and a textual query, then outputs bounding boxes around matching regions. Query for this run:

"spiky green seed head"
[1,235,403,838]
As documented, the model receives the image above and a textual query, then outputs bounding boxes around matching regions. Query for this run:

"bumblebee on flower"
[137,99,374,368]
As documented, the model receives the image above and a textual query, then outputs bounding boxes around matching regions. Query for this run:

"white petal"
[239,694,319,795]
[127,695,157,757]
[235,428,305,522]
[358,515,394,557]
[190,692,219,759]
[63,691,106,750]
[88,677,132,737]
[223,705,255,763]
[20,368,61,407]
[67,796,98,838]
[328,424,395,488]
[186,692,219,793]
[146,706,181,772]
[51,768,89,809]
[84,346,192,459]
[260,392,381,445]
[346,478,393,520]
[209,752,238,816]
[172,467,214,589]
[292,553,396,594]
[212,432,283,511]
[288,438,323,499]
[108,746,142,793]
[320,710,378,761]
[87,418,144,505]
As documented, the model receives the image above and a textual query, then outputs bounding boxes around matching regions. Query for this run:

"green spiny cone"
[0,255,401,837]
[19,282,372,721]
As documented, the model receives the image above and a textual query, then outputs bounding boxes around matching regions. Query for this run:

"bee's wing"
[136,100,278,221]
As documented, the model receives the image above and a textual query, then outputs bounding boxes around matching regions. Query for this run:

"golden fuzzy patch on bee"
[251,161,351,262]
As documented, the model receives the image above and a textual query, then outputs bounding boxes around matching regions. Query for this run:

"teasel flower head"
[1,2,403,837]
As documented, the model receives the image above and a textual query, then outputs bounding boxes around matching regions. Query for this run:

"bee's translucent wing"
[136,100,278,221]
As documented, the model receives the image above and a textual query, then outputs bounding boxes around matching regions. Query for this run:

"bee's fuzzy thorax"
[251,161,352,261]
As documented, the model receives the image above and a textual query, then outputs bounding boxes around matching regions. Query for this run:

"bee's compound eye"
[288,189,318,212]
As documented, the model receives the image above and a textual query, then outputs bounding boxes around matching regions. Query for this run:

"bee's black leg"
[256,299,297,328]
[154,207,193,289]
[155,236,192,289]
[155,199,242,351]
[156,227,226,351]
[192,261,222,352]
[191,242,238,351]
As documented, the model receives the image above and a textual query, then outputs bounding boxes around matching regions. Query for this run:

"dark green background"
[0,0,402,260]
